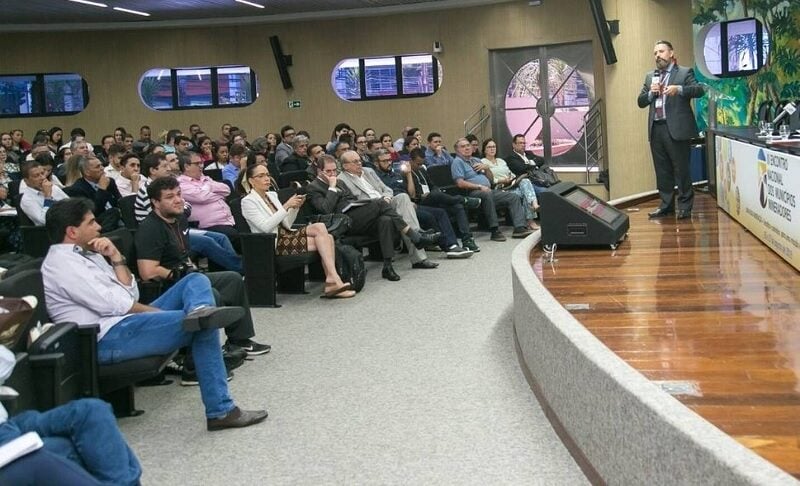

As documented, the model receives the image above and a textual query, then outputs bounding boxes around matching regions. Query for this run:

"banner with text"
[716,136,800,270]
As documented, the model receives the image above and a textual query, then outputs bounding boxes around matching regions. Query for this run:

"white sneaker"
[445,245,474,259]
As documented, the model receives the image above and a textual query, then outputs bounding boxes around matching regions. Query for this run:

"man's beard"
[656,57,670,69]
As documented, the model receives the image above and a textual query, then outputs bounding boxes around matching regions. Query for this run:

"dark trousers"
[650,122,693,211]
[467,188,526,229]
[206,271,255,342]
[345,200,405,259]
[417,205,457,249]
[419,190,472,238]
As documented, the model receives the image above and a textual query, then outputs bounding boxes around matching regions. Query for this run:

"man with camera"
[135,177,270,370]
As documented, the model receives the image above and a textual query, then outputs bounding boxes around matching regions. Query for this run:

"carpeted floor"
[119,232,588,485]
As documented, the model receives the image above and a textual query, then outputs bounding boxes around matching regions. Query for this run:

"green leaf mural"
[692,0,800,130]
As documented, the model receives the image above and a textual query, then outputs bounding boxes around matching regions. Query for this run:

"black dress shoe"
[676,210,692,220]
[183,306,246,331]
[412,259,438,269]
[413,231,441,248]
[207,407,268,431]
[648,208,674,219]
[382,265,401,281]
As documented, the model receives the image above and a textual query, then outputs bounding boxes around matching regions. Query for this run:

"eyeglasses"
[322,169,338,175]
[485,145,497,149]
[456,144,470,148]
[185,161,202,166]
[250,173,269,179]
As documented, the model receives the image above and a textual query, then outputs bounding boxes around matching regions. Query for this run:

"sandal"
[322,283,353,298]
[322,289,356,299]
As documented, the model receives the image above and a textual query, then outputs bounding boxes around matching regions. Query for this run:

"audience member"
[424,132,454,167]
[275,125,295,165]
[0,344,142,484]
[325,123,351,154]
[136,176,268,357]
[239,163,356,298]
[222,144,247,186]
[67,154,122,233]
[307,155,438,281]
[450,138,532,241]
[115,153,142,197]
[373,149,472,259]
[505,134,547,195]
[466,134,482,158]
[46,127,63,153]
[177,152,239,248]
[482,138,539,229]
[42,197,268,430]
[19,160,69,225]
[138,125,152,144]
[338,150,440,270]
[103,143,126,179]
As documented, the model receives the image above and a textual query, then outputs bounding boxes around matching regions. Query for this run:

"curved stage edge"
[511,220,796,485]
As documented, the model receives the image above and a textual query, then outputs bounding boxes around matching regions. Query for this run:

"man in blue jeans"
[41,198,267,431]
[0,345,141,485]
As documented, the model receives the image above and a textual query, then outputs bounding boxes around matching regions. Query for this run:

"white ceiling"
[4,0,518,32]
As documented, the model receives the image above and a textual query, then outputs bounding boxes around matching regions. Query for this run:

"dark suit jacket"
[637,64,704,141]
[306,178,359,215]
[504,151,543,178]
[65,177,121,215]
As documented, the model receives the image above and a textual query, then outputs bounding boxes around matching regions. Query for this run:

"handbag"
[528,164,560,187]
[309,213,352,239]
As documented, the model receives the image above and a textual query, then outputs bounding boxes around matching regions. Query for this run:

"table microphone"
[772,101,797,125]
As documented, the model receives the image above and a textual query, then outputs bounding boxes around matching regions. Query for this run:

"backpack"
[528,164,560,187]
[335,243,366,292]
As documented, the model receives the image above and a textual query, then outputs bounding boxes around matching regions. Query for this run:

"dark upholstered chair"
[0,269,175,417]
[118,194,138,230]
[16,195,51,259]
[229,196,319,307]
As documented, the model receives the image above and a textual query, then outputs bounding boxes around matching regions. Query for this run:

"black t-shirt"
[135,212,191,270]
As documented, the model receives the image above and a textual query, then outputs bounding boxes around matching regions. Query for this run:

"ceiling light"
[235,0,265,8]
[113,7,150,16]
[68,0,108,7]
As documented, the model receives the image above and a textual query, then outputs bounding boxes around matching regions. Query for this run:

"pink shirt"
[177,174,234,228]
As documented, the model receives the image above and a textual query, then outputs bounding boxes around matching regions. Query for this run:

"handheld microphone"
[652,69,661,98]
[772,101,797,125]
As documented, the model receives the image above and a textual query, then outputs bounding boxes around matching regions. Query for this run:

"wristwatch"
[111,256,127,267]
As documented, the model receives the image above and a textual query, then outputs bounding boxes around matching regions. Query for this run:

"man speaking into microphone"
[637,40,705,220]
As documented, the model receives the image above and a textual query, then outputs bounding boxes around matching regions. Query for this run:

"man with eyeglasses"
[354,135,373,168]
[306,154,439,281]
[339,150,441,271]
[275,125,296,165]
[451,138,533,241]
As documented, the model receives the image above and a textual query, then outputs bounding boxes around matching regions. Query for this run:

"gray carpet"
[119,233,588,485]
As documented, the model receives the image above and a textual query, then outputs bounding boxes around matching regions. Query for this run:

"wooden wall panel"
[0,0,694,200]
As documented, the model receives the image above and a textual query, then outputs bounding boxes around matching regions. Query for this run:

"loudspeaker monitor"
[269,35,293,90]
[588,0,617,65]
[540,181,629,248]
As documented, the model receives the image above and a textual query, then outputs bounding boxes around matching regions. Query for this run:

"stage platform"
[511,193,800,484]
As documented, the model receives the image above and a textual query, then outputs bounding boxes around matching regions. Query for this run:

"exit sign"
[287,100,302,108]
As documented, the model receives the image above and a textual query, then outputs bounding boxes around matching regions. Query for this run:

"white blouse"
[241,190,298,236]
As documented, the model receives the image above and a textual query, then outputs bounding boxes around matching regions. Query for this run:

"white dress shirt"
[19,183,68,226]
[42,244,139,340]
[241,190,298,245]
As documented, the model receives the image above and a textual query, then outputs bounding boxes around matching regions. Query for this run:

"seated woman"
[481,138,539,230]
[239,163,355,299]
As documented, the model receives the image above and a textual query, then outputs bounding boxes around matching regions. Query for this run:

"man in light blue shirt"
[450,138,532,241]
[424,132,454,167]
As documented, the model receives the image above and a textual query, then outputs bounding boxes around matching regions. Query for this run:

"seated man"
[0,345,141,485]
[114,153,142,197]
[19,160,68,226]
[306,155,439,281]
[274,125,295,166]
[222,143,247,187]
[278,134,311,174]
[424,132,454,167]
[505,133,548,195]
[177,151,239,249]
[136,153,242,273]
[136,177,268,357]
[103,143,126,180]
[66,154,122,233]
[450,138,533,241]
[339,150,440,270]
[41,198,267,430]
[403,148,481,252]
[372,149,472,259]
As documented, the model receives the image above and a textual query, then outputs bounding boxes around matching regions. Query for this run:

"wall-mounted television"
[701,17,767,78]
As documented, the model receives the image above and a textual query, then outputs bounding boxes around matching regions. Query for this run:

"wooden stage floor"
[530,193,800,478]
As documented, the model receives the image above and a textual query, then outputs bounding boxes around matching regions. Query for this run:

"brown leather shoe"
[207,407,268,431]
